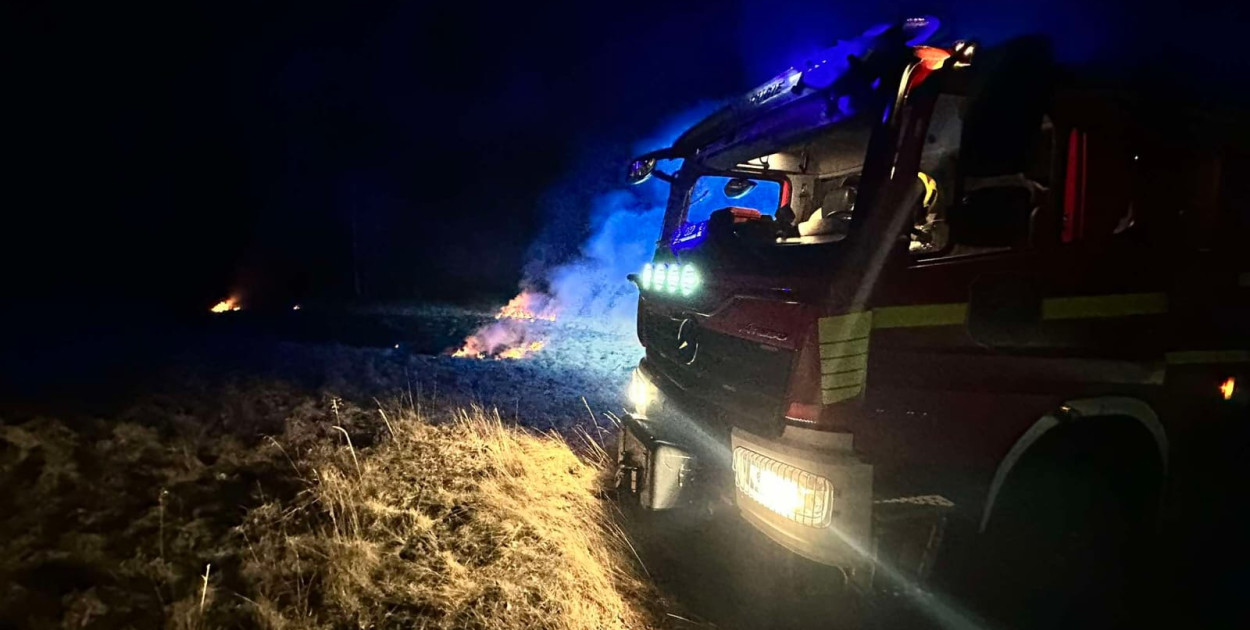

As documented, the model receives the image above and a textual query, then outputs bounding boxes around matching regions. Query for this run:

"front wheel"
[967,421,1162,630]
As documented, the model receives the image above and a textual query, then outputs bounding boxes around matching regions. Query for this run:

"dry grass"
[240,404,652,630]
[0,386,657,629]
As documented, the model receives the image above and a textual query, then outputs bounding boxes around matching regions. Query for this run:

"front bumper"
[622,363,875,572]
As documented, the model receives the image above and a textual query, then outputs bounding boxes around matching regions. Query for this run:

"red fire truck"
[618,17,1248,627]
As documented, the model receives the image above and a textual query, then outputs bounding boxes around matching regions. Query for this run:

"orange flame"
[210,297,241,313]
[451,290,557,359]
[451,343,481,359]
[497,341,545,360]
[495,290,557,322]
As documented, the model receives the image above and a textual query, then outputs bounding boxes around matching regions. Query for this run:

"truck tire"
[971,419,1162,630]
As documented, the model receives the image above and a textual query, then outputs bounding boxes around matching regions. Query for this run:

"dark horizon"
[7,1,1249,314]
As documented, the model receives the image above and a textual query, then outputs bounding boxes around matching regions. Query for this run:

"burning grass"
[210,296,242,313]
[453,290,558,359]
[0,387,657,629]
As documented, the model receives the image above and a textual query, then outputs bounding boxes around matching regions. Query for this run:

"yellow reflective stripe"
[873,302,967,329]
[820,337,870,359]
[1165,350,1250,365]
[822,385,862,404]
[813,293,1169,405]
[822,353,868,374]
[817,312,871,403]
[1041,292,1167,320]
[818,311,873,342]
[822,370,867,389]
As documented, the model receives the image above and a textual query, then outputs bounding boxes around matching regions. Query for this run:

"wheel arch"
[978,396,1168,533]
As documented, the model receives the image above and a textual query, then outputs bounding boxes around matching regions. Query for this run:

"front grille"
[733,447,833,528]
[641,312,793,403]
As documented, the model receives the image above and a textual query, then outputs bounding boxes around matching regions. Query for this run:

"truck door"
[855,40,1072,502]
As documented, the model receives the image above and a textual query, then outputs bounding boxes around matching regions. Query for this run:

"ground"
[4,303,1242,630]
[0,303,901,629]
[0,303,659,628]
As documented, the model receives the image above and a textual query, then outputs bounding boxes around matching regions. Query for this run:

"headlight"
[733,447,833,527]
[640,263,653,290]
[627,369,659,418]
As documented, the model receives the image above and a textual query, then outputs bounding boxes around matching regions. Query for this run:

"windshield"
[666,117,873,256]
[686,176,783,224]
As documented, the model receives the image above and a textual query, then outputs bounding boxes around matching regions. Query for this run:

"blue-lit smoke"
[532,103,721,331]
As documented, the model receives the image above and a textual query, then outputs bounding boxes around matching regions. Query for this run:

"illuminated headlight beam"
[627,368,660,417]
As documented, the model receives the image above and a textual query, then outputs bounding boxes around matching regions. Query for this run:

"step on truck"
[617,16,1249,628]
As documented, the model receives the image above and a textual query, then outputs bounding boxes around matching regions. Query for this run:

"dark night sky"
[6,1,1249,314]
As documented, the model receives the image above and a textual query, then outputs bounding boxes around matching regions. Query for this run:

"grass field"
[0,385,657,628]
[0,304,662,628]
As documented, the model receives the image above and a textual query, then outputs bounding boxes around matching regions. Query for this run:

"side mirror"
[723,177,757,199]
[627,158,656,185]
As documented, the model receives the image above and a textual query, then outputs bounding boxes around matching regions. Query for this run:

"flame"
[497,341,545,360]
[451,290,557,359]
[495,290,558,322]
[1220,376,1236,401]
[210,297,241,313]
[451,340,484,359]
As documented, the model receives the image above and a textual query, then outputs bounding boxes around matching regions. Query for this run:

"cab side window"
[934,36,1055,256]
[909,94,962,255]
[945,118,1053,253]
[910,98,1055,259]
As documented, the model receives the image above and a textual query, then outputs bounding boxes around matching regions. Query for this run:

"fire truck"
[618,17,1248,627]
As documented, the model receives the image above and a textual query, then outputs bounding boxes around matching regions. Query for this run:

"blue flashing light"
[903,16,941,46]
[861,17,940,45]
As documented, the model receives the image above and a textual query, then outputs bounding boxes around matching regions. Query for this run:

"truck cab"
[619,16,1249,625]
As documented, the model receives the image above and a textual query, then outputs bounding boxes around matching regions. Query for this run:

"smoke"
[451,103,721,358]
[531,103,722,332]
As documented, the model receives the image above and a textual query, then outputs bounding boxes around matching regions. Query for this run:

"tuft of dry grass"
[0,387,657,629]
[239,404,653,629]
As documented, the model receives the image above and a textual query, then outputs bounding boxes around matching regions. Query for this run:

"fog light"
[734,447,833,527]
[665,264,681,293]
[680,265,700,296]
[628,369,659,417]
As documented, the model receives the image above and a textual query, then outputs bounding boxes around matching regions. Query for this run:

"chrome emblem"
[739,323,789,342]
